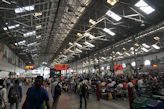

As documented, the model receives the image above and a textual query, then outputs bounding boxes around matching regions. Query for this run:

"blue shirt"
[26,86,49,109]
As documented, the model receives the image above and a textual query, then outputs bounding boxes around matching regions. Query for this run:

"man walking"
[22,76,50,109]
[8,79,22,109]
[51,78,62,109]
[78,78,88,109]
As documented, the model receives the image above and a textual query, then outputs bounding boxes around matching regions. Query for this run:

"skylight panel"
[3,24,20,30]
[152,44,160,49]
[106,10,122,21]
[135,0,155,14]
[15,5,34,13]
[142,43,150,48]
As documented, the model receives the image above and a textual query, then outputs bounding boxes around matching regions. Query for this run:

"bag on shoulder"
[81,84,88,96]
[55,83,61,96]
[0,88,5,109]
[9,86,19,103]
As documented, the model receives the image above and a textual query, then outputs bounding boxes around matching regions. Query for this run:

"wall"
[0,43,25,77]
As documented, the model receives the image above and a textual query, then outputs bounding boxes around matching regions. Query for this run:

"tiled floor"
[10,85,129,109]
[56,93,129,109]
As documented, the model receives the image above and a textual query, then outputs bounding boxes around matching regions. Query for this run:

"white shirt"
[138,79,143,88]
[0,86,8,106]
[51,81,58,97]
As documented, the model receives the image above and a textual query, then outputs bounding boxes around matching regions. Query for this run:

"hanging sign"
[54,64,69,70]
[114,64,123,70]
[25,65,34,69]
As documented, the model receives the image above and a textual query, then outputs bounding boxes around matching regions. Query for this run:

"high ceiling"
[0,0,164,67]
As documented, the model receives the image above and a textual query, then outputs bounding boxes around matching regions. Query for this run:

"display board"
[54,64,69,70]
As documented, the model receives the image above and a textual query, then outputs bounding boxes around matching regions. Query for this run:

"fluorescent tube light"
[3,24,20,30]
[135,0,155,14]
[107,0,118,6]
[106,10,122,21]
[27,42,37,47]
[123,48,126,50]
[24,31,36,37]
[75,48,82,53]
[18,40,26,45]
[84,33,95,39]
[125,52,130,56]
[15,5,35,13]
[75,42,82,48]
[103,28,116,36]
[89,19,96,25]
[84,41,95,48]
[68,49,74,53]
[141,47,149,52]
[101,57,106,60]
[152,44,160,49]
[2,0,11,4]
[142,43,150,48]
[116,52,122,55]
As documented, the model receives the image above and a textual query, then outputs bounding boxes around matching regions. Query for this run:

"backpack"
[9,86,19,103]
[55,83,61,97]
[0,88,5,109]
[81,84,88,96]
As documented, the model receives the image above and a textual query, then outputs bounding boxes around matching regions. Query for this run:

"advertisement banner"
[54,64,69,70]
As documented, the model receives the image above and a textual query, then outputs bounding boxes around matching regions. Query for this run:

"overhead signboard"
[54,64,69,70]
[114,64,123,70]
[25,65,34,69]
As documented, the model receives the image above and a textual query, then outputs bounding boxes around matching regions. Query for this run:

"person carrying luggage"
[78,78,88,109]
[8,79,22,109]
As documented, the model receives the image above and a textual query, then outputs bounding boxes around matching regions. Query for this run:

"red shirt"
[123,82,128,88]
[43,81,46,86]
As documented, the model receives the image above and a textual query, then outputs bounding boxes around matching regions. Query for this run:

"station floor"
[14,85,129,109]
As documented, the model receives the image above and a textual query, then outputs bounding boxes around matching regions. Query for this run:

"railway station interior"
[0,0,164,109]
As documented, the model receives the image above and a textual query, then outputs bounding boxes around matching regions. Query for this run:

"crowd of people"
[0,72,163,109]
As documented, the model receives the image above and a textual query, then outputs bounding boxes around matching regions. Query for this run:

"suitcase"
[132,97,148,109]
